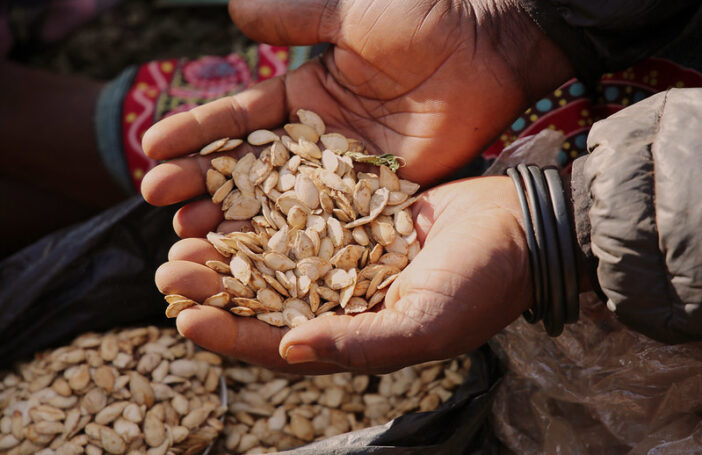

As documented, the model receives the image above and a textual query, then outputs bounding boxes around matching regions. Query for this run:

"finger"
[141,139,259,206]
[279,308,437,373]
[168,238,226,263]
[155,260,224,302]
[176,305,341,374]
[141,157,207,206]
[142,77,286,161]
[229,0,342,45]
[173,199,224,238]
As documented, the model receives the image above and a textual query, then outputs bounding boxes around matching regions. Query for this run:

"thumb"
[279,300,440,373]
[229,0,343,45]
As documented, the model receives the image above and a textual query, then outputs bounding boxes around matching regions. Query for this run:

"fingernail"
[282,345,318,364]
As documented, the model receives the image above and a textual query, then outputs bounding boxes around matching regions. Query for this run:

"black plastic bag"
[0,197,177,367]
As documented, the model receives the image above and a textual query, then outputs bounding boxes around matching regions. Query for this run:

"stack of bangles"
[505,165,579,336]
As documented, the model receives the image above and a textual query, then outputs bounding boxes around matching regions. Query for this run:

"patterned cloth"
[101,48,702,192]
[485,58,702,170]
[110,44,312,191]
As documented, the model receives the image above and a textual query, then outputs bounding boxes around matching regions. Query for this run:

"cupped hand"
[154,176,532,374]
[141,0,572,203]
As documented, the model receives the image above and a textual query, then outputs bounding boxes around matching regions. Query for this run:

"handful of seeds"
[0,327,224,455]
[165,109,421,327]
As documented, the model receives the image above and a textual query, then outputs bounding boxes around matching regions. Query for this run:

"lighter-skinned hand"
[153,177,532,374]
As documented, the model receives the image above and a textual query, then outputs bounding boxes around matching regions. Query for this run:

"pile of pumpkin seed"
[0,327,224,455]
[0,328,471,455]
[165,109,421,327]
[214,354,471,454]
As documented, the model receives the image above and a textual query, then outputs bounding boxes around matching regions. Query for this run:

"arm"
[572,88,702,343]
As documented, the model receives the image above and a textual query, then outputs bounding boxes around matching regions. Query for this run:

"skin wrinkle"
[331,4,464,98]
[409,1,447,51]
[189,107,214,151]
[393,293,465,358]
[356,1,394,59]
[332,46,404,94]
[318,0,341,43]
[462,0,480,61]
[279,73,293,120]
[327,316,379,369]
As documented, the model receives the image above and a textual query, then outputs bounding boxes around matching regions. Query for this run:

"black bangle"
[544,168,580,324]
[505,165,579,336]
[528,165,565,336]
[518,164,549,322]
[506,168,542,323]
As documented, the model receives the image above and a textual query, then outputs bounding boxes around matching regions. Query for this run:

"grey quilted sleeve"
[571,88,702,343]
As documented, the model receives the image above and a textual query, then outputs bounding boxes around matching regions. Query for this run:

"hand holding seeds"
[142,107,532,373]
[140,0,567,189]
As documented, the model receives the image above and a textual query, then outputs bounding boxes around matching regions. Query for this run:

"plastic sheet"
[482,130,702,453]
[483,129,564,176]
[490,293,702,454]
[0,197,177,368]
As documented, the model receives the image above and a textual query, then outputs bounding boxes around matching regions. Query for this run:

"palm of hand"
[232,0,529,184]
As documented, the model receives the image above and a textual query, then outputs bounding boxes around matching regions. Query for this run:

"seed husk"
[378,165,400,191]
[379,252,409,269]
[297,109,326,135]
[394,209,414,236]
[203,292,231,309]
[256,289,284,312]
[387,191,408,206]
[248,129,279,146]
[230,306,256,317]
[381,196,418,216]
[165,301,195,319]
[228,254,253,287]
[256,312,286,327]
[344,188,389,229]
[290,139,322,160]
[250,158,273,186]
[211,180,234,204]
[232,153,256,195]
[295,174,320,210]
[285,123,320,143]
[219,138,244,152]
[206,260,231,274]
[200,137,229,156]
[320,133,349,153]
[211,156,238,176]
[344,297,369,314]
[224,192,261,220]
[318,169,349,193]
[206,169,227,195]
[263,252,296,272]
